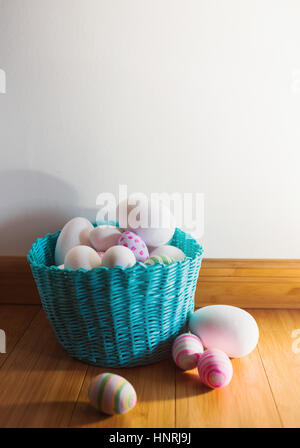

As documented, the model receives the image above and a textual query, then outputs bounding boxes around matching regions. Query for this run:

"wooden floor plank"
[0,305,40,367]
[175,347,281,428]
[70,360,175,428]
[0,309,87,428]
[0,257,40,305]
[1,305,300,428]
[253,309,300,428]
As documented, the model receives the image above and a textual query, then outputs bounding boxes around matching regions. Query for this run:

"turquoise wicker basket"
[27,224,203,368]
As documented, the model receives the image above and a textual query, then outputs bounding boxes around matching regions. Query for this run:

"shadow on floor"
[0,401,110,428]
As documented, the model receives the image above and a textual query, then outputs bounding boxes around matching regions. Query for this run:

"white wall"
[1,0,300,258]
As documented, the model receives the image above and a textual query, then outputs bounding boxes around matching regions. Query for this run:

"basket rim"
[27,225,204,275]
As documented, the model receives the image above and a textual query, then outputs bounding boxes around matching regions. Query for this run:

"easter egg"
[172,333,204,370]
[54,217,94,265]
[118,231,149,262]
[64,245,102,271]
[197,348,233,389]
[189,305,259,358]
[145,255,175,266]
[150,245,185,262]
[88,373,137,415]
[117,198,176,247]
[101,245,136,268]
[89,225,121,252]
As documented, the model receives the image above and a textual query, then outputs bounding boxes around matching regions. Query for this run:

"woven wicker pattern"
[27,225,203,367]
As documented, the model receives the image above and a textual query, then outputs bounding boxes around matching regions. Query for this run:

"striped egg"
[197,348,233,389]
[145,254,175,266]
[88,373,137,415]
[172,333,204,370]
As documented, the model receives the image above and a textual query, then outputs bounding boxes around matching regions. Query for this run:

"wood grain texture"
[197,258,300,308]
[3,256,300,307]
[0,309,87,427]
[253,309,300,428]
[0,305,300,427]
[0,305,40,367]
[201,259,300,268]
[0,256,40,304]
[70,360,175,428]
[196,280,300,309]
[175,347,281,428]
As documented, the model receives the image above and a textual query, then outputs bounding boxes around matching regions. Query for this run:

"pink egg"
[172,333,204,370]
[197,348,233,389]
[118,231,149,262]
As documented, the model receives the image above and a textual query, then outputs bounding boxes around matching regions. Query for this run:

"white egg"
[102,246,136,268]
[64,246,102,271]
[117,198,175,247]
[150,245,185,261]
[89,225,121,252]
[189,305,259,358]
[54,217,94,266]
[57,264,65,270]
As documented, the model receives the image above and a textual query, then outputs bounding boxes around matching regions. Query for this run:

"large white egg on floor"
[150,245,185,262]
[189,305,259,358]
[89,225,121,252]
[102,245,136,268]
[54,217,94,266]
[64,246,102,270]
[118,198,176,247]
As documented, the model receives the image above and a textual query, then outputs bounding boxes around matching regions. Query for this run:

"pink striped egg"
[172,333,204,370]
[118,231,149,262]
[197,348,233,389]
[88,373,137,415]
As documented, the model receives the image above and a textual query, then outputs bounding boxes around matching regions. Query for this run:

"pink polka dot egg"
[197,348,233,389]
[88,372,137,415]
[172,333,204,370]
[118,231,149,262]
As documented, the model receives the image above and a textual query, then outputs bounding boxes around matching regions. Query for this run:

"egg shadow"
[0,401,110,428]
[175,369,212,398]
[0,169,99,254]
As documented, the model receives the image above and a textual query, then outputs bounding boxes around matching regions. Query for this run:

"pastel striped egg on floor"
[197,348,233,389]
[172,333,204,370]
[88,373,137,415]
[145,255,175,266]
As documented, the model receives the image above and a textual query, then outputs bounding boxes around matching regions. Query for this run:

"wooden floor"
[0,305,299,428]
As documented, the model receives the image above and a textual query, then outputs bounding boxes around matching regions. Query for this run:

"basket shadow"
[0,377,211,428]
[0,169,99,254]
[0,401,110,428]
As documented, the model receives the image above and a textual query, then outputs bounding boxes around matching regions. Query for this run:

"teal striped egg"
[145,255,175,266]
[88,373,137,415]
